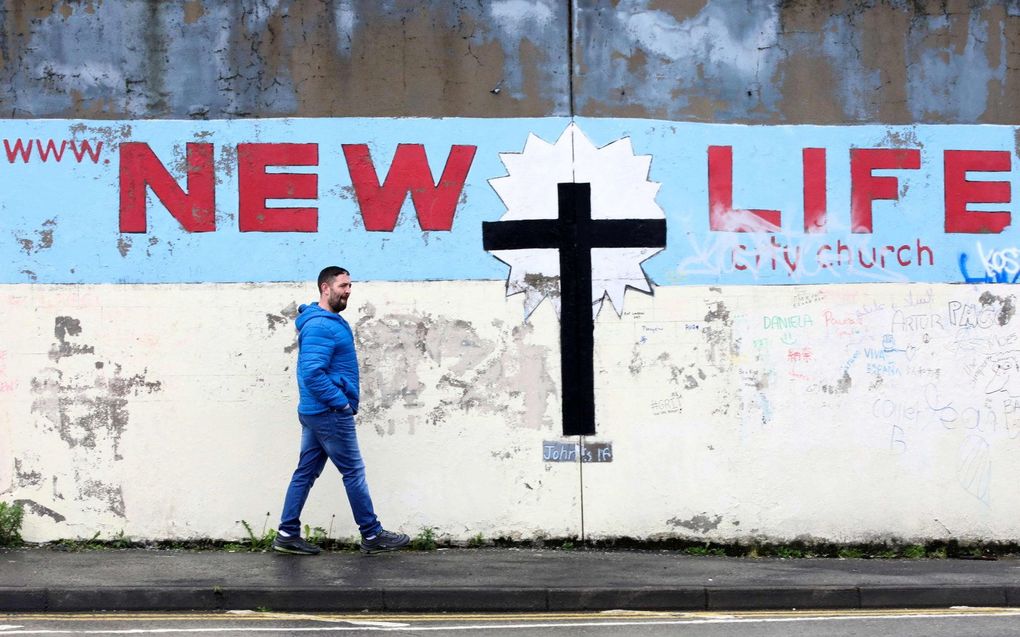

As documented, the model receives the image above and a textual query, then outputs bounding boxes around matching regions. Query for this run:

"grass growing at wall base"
[0,501,24,547]
[566,537,1012,560]
[11,532,1018,559]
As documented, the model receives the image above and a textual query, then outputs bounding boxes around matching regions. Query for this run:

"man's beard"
[329,295,347,312]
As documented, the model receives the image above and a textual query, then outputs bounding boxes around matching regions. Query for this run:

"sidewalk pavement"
[2,546,1019,613]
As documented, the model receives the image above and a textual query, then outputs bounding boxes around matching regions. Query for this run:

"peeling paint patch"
[68,123,132,146]
[667,513,723,533]
[79,479,125,517]
[31,366,160,459]
[704,301,730,323]
[628,348,643,376]
[880,127,921,148]
[49,317,95,362]
[116,236,132,257]
[703,301,736,364]
[273,303,300,352]
[978,291,1015,326]
[30,322,161,519]
[279,301,298,320]
[15,218,56,255]
[216,143,237,178]
[13,499,65,523]
[266,313,287,332]
[268,303,298,334]
[522,272,561,300]
[822,370,853,394]
[13,459,42,487]
[356,303,554,433]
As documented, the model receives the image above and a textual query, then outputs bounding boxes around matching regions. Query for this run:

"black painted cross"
[482,182,667,436]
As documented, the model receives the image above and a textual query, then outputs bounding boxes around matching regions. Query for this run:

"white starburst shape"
[487,123,665,318]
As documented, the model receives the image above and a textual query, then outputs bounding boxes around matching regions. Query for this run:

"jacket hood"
[295,303,343,330]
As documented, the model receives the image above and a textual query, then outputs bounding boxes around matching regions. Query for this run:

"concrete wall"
[2,1,1017,122]
[4,278,1018,543]
[1,1,1019,544]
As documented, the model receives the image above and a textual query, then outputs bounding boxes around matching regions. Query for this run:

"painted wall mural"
[2,118,1017,288]
[2,116,1019,542]
[4,117,1017,439]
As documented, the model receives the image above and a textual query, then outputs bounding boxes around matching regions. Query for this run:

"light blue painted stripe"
[0,118,1017,285]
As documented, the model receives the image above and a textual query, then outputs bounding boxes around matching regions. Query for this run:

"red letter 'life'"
[849,148,920,233]
[342,143,477,231]
[119,142,215,233]
[803,148,827,233]
[708,146,782,232]
[944,150,1012,234]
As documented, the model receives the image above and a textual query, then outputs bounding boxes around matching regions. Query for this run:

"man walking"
[273,266,410,555]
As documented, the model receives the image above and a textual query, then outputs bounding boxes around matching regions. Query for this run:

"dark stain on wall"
[978,290,1016,326]
[667,512,724,533]
[265,313,287,332]
[49,316,96,362]
[29,317,162,519]
[13,498,66,523]
[13,458,42,487]
[31,365,161,460]
[354,301,555,434]
[267,301,298,333]
[15,218,55,255]
[822,369,853,394]
[703,300,737,366]
[78,478,125,517]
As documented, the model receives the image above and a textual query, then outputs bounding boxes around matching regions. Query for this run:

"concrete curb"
[4,585,1020,612]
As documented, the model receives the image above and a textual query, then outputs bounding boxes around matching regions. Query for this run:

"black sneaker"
[360,529,410,554]
[271,533,321,555]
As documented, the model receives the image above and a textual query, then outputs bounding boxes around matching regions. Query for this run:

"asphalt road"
[3,608,1020,636]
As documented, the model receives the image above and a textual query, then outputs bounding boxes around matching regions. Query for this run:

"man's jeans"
[279,409,382,538]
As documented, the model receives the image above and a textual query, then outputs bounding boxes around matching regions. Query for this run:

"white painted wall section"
[2,281,1016,543]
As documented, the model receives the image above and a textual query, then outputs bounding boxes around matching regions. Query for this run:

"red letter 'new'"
[944,150,1011,234]
[342,143,477,231]
[849,148,920,233]
[238,143,319,232]
[119,142,215,233]
[708,146,782,232]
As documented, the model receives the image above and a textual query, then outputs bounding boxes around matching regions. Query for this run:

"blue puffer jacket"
[295,303,360,415]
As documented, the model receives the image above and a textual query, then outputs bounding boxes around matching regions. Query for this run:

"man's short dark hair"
[318,266,350,291]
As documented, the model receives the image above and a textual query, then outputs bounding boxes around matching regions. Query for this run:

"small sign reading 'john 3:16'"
[543,441,613,463]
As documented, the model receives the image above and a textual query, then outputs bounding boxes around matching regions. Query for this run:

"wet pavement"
[2,547,1019,612]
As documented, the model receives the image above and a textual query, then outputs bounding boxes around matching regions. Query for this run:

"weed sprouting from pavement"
[233,514,275,552]
[468,532,486,548]
[412,527,437,551]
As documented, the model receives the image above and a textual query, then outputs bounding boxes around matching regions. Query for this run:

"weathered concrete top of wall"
[0,0,1017,123]
[0,0,571,118]
[574,0,1020,124]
